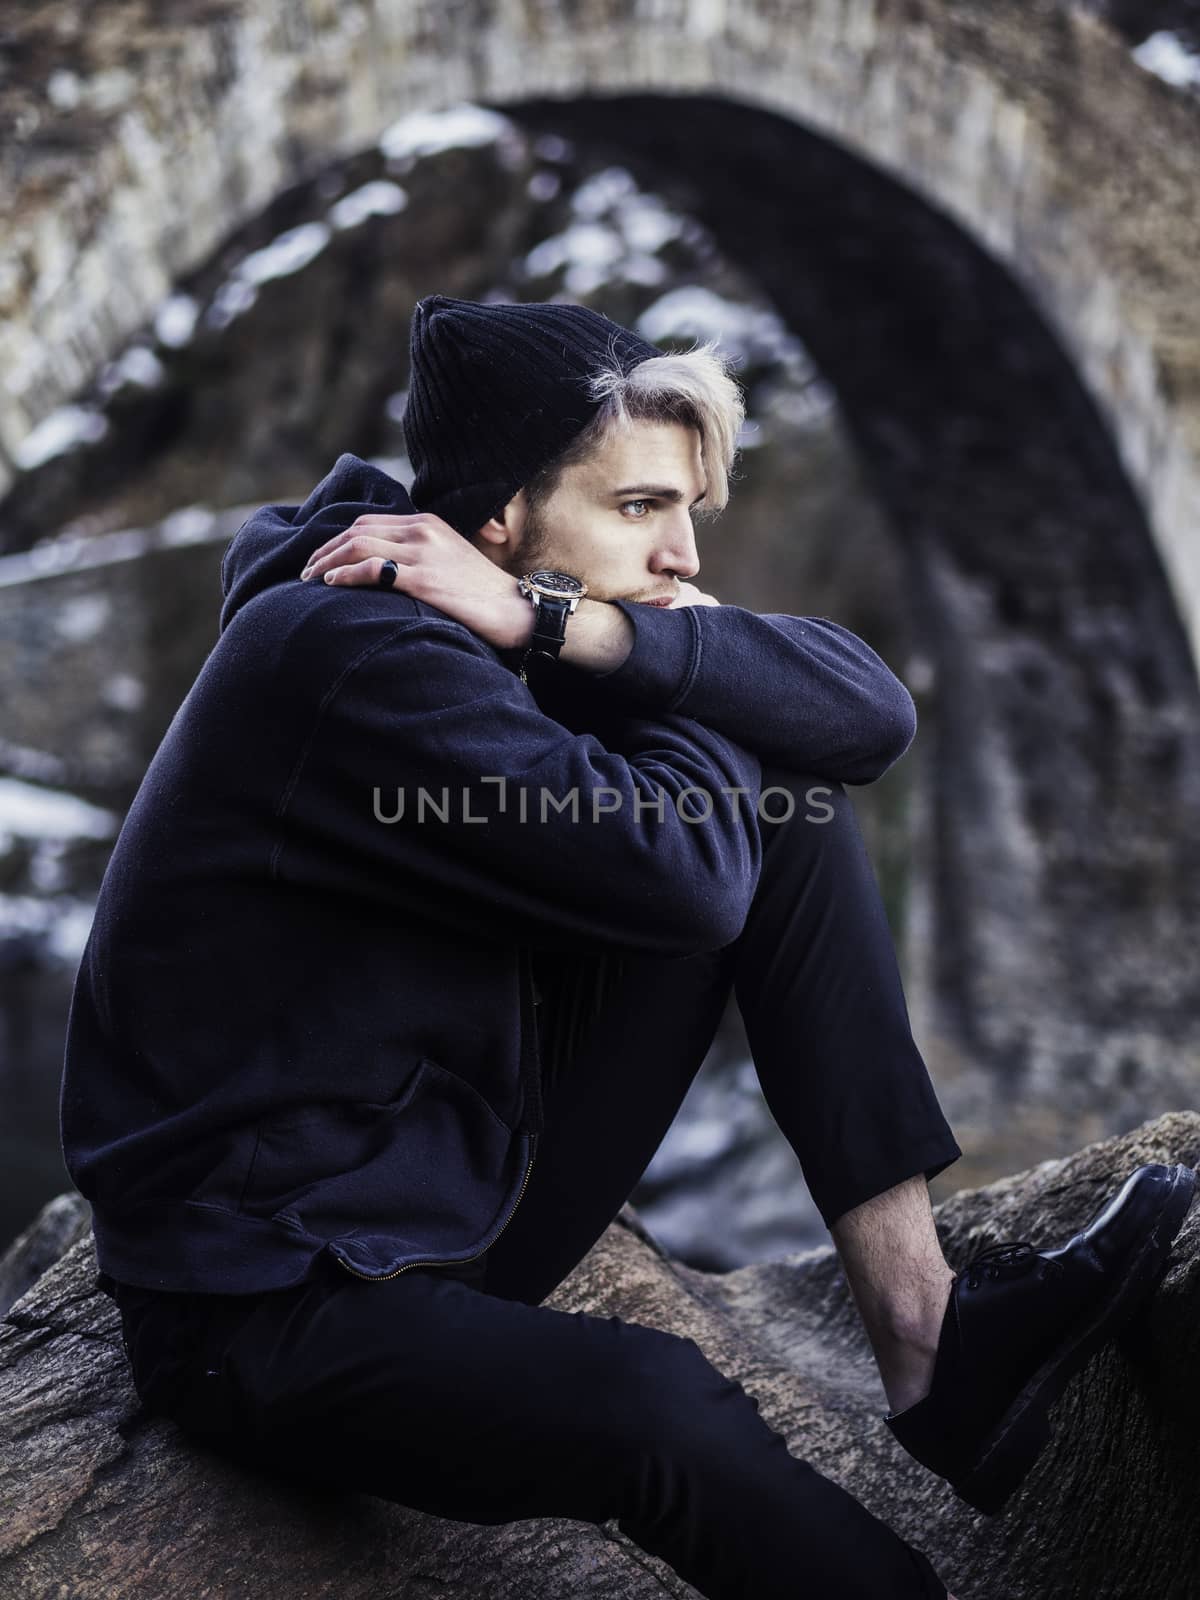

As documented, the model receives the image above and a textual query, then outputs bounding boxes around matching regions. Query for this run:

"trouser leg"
[123,1262,947,1599]
[484,934,735,1304]
[483,764,961,1306]
[730,767,962,1231]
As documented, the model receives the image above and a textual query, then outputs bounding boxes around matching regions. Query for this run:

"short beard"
[508,498,554,577]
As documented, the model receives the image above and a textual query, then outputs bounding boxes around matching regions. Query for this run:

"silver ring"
[378,558,398,590]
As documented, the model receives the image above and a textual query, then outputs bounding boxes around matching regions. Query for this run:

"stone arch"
[2,0,1197,660]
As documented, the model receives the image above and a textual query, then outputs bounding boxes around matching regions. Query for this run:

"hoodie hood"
[219,453,416,634]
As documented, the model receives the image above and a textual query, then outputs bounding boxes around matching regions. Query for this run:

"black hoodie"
[59,453,915,1295]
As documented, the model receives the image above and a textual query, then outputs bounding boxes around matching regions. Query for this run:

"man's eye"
[620,499,652,518]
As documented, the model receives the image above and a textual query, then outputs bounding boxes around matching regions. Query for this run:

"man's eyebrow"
[609,484,707,505]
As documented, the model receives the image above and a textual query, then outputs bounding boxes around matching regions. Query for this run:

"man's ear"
[475,487,526,550]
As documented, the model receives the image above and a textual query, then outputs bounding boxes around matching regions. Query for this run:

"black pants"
[111,767,960,1598]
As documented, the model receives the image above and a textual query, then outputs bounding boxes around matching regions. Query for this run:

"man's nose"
[654,516,700,580]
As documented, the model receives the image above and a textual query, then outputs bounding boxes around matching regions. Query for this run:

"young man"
[60,295,1194,1600]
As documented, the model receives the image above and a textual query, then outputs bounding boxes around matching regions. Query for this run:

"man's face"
[475,419,707,604]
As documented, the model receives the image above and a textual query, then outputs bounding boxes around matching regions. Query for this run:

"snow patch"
[0,777,118,851]
[155,295,200,349]
[54,593,112,643]
[328,180,409,231]
[1132,31,1200,89]
[379,104,516,168]
[14,407,109,470]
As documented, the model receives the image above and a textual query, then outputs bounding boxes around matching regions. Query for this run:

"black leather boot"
[884,1162,1196,1514]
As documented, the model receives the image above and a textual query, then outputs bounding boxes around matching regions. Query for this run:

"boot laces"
[959,1239,1053,1290]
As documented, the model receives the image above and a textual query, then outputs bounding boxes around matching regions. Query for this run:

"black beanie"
[403,294,663,539]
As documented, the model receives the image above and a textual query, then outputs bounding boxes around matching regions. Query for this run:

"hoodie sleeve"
[274,617,764,959]
[588,600,917,785]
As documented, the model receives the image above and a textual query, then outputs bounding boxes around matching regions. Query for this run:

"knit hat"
[403,294,663,539]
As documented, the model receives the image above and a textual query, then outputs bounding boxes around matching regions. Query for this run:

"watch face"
[527,570,587,598]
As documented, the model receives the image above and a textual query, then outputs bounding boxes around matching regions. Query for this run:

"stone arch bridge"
[2,0,1199,1159]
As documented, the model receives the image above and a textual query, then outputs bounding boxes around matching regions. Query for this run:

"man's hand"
[299,513,532,652]
[668,581,721,608]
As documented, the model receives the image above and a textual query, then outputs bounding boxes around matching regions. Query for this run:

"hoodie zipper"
[518,943,547,1136]
[334,1131,538,1281]
[336,951,545,1283]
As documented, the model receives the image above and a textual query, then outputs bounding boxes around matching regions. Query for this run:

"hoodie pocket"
[238,1055,521,1255]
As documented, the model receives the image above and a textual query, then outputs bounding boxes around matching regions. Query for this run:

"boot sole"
[955,1162,1196,1515]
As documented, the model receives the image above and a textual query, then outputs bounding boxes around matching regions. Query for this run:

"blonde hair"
[524,336,746,521]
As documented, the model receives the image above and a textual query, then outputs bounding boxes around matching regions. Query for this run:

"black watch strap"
[528,594,572,663]
[517,578,583,685]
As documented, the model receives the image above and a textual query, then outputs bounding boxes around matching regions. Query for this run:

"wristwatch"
[516,570,588,684]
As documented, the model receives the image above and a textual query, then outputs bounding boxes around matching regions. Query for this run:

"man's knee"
[604,1329,759,1462]
[757,767,849,833]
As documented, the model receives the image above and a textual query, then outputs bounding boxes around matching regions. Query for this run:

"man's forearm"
[507,593,635,674]
[558,598,635,674]
[585,599,919,784]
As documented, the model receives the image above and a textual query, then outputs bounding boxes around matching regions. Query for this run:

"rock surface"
[2,1111,1197,1598]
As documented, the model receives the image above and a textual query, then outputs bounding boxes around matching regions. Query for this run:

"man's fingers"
[301,528,379,571]
[667,583,721,608]
[302,534,407,582]
[302,536,412,585]
[321,554,402,589]
[301,534,354,574]
[301,516,416,574]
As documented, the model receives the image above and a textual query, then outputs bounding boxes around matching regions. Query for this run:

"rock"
[0,1189,90,1316]
[1,1111,1197,1597]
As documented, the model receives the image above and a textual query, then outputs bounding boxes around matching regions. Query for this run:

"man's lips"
[643,596,675,607]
